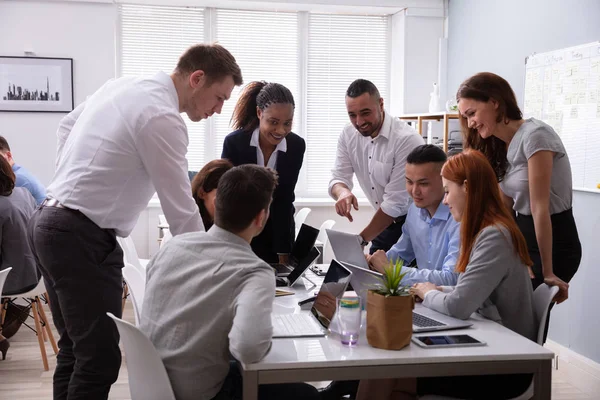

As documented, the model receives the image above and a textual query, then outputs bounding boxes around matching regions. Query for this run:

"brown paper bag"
[366,290,414,350]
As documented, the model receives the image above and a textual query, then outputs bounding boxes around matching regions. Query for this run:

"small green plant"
[371,258,410,297]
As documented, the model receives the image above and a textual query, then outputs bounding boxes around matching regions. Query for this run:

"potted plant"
[366,259,414,350]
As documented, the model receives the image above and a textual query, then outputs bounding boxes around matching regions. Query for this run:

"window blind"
[305,13,390,198]
[119,4,207,170]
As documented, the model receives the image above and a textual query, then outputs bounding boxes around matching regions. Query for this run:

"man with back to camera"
[368,144,460,286]
[140,164,320,400]
[329,79,424,254]
[27,43,243,400]
[0,135,46,204]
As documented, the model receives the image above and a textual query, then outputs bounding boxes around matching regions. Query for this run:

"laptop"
[276,247,320,287]
[326,229,369,269]
[272,260,352,338]
[341,262,473,333]
[271,224,320,275]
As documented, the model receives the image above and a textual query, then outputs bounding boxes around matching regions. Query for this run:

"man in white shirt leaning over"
[329,79,424,253]
[27,44,243,400]
[141,165,320,400]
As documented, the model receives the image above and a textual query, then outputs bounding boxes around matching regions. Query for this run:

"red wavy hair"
[441,149,532,273]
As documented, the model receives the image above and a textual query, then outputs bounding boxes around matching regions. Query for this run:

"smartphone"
[412,334,486,348]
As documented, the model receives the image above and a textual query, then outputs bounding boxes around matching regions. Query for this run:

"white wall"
[447,0,600,364]
[0,0,116,185]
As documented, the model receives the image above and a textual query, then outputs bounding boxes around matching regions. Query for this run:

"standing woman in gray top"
[357,150,535,400]
[0,156,41,360]
[457,72,581,304]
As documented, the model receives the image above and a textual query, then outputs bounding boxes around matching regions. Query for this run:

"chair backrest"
[0,268,12,297]
[159,229,173,248]
[106,313,176,400]
[532,284,559,345]
[317,220,336,262]
[123,263,146,326]
[294,208,312,238]
[117,236,145,276]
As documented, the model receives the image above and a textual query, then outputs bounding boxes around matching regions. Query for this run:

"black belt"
[41,198,85,218]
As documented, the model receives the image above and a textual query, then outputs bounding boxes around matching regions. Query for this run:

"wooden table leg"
[243,370,259,400]
[532,359,552,399]
[417,116,423,136]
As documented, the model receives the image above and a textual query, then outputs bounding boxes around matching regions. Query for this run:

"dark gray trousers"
[28,205,124,400]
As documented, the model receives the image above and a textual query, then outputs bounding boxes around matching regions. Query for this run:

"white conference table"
[240,271,554,400]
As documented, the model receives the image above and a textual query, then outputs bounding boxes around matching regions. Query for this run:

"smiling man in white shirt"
[329,79,424,254]
[27,44,243,400]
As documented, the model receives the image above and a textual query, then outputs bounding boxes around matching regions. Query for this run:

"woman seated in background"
[457,72,580,304]
[0,156,41,360]
[357,150,535,400]
[191,159,234,231]
[222,81,305,264]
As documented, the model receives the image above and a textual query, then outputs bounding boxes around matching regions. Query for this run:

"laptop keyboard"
[413,312,447,328]
[272,313,323,337]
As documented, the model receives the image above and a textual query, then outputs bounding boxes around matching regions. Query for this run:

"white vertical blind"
[305,14,390,198]
[119,4,207,170]
[211,9,299,161]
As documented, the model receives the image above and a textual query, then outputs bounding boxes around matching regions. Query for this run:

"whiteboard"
[524,41,600,192]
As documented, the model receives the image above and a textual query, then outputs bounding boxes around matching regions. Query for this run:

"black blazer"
[222,129,306,263]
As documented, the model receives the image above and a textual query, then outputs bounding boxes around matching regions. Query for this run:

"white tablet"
[412,334,486,348]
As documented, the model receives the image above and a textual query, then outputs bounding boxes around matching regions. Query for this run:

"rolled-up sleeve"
[328,129,355,198]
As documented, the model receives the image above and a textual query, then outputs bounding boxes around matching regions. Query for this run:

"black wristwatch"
[358,235,369,247]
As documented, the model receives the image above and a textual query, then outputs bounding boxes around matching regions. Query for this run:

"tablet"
[412,334,486,348]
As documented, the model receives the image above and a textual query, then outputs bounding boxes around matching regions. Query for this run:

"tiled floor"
[1,300,599,400]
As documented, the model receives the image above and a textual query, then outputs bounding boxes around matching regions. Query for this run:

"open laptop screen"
[291,224,320,263]
[310,260,352,330]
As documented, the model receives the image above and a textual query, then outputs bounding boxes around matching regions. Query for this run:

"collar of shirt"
[11,164,21,173]
[375,111,392,140]
[208,225,252,249]
[419,200,452,223]
[249,127,288,153]
[153,71,179,111]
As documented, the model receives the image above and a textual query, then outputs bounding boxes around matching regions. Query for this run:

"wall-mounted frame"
[0,56,74,113]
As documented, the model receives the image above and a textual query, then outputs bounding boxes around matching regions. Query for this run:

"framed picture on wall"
[0,56,74,113]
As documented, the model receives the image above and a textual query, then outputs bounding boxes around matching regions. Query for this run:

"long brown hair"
[191,159,234,230]
[0,156,15,196]
[441,150,531,272]
[456,72,522,181]
[230,81,295,132]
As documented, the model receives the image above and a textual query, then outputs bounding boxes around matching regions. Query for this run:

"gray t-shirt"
[500,118,572,215]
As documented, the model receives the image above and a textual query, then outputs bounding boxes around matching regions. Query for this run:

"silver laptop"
[276,247,320,287]
[326,229,370,269]
[341,262,472,333]
[272,260,352,338]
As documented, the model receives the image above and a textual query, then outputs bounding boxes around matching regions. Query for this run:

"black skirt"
[516,208,582,288]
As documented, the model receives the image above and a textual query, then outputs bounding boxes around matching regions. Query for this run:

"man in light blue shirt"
[0,136,46,204]
[368,144,460,286]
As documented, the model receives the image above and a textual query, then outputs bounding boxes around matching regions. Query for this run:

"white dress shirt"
[249,127,287,168]
[329,112,424,218]
[49,72,203,237]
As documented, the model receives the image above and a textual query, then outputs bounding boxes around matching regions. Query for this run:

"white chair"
[117,236,149,276]
[316,220,336,263]
[107,313,176,400]
[1,279,58,370]
[122,263,146,326]
[294,207,312,238]
[419,284,560,400]
[159,228,173,248]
